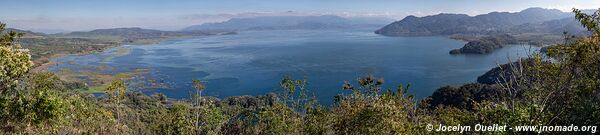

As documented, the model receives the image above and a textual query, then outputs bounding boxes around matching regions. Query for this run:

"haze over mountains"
[8,8,584,36]
[183,15,394,31]
[6,7,592,55]
[375,7,588,36]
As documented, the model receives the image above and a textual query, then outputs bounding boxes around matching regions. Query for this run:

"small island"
[449,34,518,54]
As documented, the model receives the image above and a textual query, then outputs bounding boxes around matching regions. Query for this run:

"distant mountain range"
[375,7,584,36]
[183,15,393,31]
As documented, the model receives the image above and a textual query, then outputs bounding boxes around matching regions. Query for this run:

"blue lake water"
[49,29,539,104]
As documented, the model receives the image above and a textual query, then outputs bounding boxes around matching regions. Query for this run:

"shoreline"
[29,34,225,72]
[30,44,119,72]
[30,34,233,93]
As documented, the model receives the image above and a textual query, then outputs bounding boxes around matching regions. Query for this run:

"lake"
[49,29,539,104]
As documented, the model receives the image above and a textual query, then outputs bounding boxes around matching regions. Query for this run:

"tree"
[105,80,127,132]
[191,79,205,132]
[170,103,194,135]
[0,22,32,92]
[465,8,600,133]
[333,75,422,134]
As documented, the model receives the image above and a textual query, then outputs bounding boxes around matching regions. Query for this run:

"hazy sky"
[1,0,599,33]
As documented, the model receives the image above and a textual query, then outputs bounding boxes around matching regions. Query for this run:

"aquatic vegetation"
[101,47,131,63]
[54,66,151,93]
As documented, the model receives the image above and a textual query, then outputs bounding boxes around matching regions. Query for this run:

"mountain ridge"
[183,15,393,31]
[375,7,592,54]
[375,7,575,36]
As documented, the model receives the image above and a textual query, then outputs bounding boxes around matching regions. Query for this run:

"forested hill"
[375,7,582,36]
[511,17,590,35]
[4,27,235,66]
[53,27,234,42]
[375,7,594,54]
[3,28,47,38]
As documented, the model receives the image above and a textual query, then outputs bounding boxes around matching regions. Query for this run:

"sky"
[1,0,599,33]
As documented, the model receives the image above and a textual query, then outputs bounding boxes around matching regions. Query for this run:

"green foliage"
[432,106,477,127]
[0,73,66,130]
[190,79,204,133]
[0,23,24,47]
[331,75,423,134]
[0,22,32,91]
[170,103,195,135]
[104,80,129,133]
[428,83,502,110]
[531,8,600,127]
[0,72,119,134]
[255,103,303,134]
[192,79,205,92]
[60,94,117,134]
[279,76,318,114]
[197,103,228,134]
[302,106,333,134]
[106,80,126,101]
